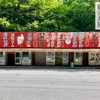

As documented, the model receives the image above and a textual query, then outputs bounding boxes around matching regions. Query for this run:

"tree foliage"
[0,0,98,32]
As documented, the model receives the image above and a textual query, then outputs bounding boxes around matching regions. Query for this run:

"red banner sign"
[0,32,99,48]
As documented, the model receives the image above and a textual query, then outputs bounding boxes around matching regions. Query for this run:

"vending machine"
[15,52,22,65]
[0,52,7,65]
[46,52,55,65]
[62,52,69,65]
[95,53,100,65]
[74,52,83,65]
[55,52,62,65]
[22,52,32,65]
[89,52,100,65]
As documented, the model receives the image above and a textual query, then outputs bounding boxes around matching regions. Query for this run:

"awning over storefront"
[0,48,100,52]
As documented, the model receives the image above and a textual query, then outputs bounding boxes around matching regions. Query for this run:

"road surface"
[0,69,100,100]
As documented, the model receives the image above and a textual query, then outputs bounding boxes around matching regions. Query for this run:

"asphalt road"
[0,69,100,100]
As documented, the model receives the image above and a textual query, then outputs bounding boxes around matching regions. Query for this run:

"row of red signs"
[0,32,100,48]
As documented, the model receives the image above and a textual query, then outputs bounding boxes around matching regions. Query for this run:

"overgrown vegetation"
[0,0,98,32]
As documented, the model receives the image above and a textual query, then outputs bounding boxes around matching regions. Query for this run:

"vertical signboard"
[3,32,9,47]
[46,52,55,65]
[32,32,37,47]
[83,32,90,48]
[89,32,99,48]
[95,2,100,30]
[39,32,44,47]
[62,32,73,48]
[56,32,62,48]
[77,32,84,48]
[0,32,4,47]
[44,32,51,48]
[36,32,41,47]
[72,32,78,48]
[9,32,15,47]
[50,32,56,48]
[25,32,32,47]
[62,52,69,65]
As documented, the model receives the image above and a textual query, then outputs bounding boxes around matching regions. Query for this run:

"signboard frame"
[0,32,99,48]
[95,2,100,30]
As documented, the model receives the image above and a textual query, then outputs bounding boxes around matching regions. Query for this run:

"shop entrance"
[69,52,74,63]
[32,53,35,65]
[8,53,15,66]
[83,52,88,66]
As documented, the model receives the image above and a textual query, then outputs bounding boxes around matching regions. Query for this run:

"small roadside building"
[0,32,100,67]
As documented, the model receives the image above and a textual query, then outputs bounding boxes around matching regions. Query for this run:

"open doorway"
[83,52,88,66]
[7,53,15,66]
[32,52,35,65]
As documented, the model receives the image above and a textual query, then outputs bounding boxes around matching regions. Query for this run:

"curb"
[0,66,99,69]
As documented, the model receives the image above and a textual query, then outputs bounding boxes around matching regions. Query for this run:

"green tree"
[0,0,98,32]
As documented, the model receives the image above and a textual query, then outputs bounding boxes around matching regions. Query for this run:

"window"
[22,52,29,59]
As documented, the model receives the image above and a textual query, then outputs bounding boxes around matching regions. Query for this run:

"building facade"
[0,32,100,67]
